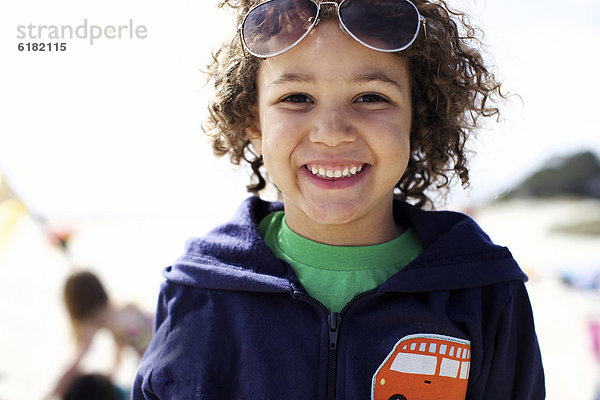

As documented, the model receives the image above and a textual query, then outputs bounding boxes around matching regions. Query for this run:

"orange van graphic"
[371,334,471,400]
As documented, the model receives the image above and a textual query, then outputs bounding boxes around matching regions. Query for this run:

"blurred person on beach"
[49,270,153,398]
[132,0,545,398]
[62,372,129,400]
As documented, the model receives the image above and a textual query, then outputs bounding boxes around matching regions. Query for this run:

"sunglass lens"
[242,0,319,57]
[339,0,420,51]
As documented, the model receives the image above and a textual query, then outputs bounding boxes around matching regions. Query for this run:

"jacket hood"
[164,196,526,293]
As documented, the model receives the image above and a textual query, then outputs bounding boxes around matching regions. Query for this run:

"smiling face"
[249,21,413,245]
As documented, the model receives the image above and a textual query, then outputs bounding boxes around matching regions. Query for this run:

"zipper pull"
[328,312,341,350]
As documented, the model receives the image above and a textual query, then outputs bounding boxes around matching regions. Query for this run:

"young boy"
[133,0,545,399]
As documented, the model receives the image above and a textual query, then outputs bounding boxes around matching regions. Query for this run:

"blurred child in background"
[50,270,152,398]
[62,373,129,400]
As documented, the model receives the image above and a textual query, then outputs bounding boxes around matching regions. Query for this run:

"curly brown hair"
[204,0,505,207]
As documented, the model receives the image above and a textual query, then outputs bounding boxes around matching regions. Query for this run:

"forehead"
[256,21,410,89]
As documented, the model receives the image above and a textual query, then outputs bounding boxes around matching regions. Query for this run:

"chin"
[304,202,364,226]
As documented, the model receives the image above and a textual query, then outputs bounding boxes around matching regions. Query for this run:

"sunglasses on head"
[239,0,426,58]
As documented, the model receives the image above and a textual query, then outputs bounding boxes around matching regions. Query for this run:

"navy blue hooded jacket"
[132,196,545,400]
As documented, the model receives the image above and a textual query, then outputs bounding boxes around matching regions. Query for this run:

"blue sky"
[1,0,599,218]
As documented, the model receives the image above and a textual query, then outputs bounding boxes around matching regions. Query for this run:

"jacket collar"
[166,196,526,293]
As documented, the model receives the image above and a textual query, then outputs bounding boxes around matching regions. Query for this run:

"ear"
[245,125,262,156]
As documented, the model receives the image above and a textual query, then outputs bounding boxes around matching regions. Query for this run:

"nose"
[308,106,358,147]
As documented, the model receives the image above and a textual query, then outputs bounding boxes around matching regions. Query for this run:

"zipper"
[291,290,337,398]
[292,287,378,400]
[338,288,378,315]
[327,312,341,400]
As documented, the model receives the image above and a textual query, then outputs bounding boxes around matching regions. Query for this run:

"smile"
[304,163,367,180]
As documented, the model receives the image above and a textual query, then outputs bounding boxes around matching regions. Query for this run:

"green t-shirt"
[259,211,422,312]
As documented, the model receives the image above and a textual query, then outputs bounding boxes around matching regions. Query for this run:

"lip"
[300,163,370,189]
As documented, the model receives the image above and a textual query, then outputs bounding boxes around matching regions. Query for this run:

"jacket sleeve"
[131,281,172,400]
[468,281,545,399]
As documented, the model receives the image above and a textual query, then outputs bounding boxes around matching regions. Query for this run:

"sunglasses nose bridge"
[314,1,339,23]
[313,1,346,33]
[318,1,338,7]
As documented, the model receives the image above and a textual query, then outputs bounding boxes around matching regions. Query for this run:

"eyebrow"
[267,69,404,89]
[349,70,404,89]
[268,72,316,88]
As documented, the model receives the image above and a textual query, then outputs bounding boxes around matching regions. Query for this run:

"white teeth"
[306,164,365,179]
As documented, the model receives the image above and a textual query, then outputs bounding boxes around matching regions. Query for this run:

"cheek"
[371,118,412,178]
[259,123,297,176]
[370,116,411,150]
[260,111,308,153]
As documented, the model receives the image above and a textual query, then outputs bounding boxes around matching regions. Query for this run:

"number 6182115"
[18,42,67,51]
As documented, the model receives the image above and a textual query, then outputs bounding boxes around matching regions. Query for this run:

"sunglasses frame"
[239,0,427,58]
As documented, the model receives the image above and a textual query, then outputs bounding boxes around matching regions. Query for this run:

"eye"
[355,93,388,103]
[281,93,312,104]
